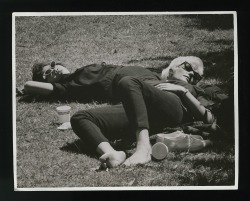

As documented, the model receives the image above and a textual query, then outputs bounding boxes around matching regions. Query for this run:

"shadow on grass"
[17,94,111,104]
[60,138,136,158]
[128,55,173,65]
[175,137,235,186]
[17,94,69,104]
[129,49,234,86]
[60,139,97,158]
[17,48,234,104]
[198,49,234,82]
[182,14,234,31]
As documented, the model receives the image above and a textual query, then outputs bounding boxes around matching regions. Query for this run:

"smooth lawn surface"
[15,14,235,188]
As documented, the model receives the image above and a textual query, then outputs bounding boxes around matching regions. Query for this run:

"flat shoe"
[155,131,212,152]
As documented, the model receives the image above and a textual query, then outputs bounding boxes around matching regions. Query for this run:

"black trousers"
[71,77,187,149]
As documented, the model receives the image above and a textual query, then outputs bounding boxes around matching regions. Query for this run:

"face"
[169,62,202,84]
[42,64,70,83]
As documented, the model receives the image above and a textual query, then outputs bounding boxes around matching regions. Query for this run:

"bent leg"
[115,77,184,165]
[123,129,151,166]
[116,76,184,133]
[71,104,133,147]
[70,104,130,168]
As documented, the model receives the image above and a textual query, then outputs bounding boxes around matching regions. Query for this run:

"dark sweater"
[52,63,161,102]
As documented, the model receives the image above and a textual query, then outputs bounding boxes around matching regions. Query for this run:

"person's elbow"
[24,81,53,95]
[24,81,36,93]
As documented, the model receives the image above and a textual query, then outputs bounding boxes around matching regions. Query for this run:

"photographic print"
[13,12,238,190]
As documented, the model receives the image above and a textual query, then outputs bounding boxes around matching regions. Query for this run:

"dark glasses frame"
[177,61,202,83]
[43,61,60,79]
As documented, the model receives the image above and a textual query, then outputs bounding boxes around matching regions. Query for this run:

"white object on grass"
[152,142,169,160]
[56,105,71,123]
[57,122,72,130]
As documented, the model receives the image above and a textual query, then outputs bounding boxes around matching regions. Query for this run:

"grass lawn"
[14,13,235,188]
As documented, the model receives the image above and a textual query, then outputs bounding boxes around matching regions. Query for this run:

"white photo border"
[12,11,238,191]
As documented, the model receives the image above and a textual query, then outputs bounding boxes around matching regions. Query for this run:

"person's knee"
[70,110,92,130]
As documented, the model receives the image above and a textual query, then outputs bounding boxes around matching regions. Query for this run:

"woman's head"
[32,61,70,83]
[161,56,204,84]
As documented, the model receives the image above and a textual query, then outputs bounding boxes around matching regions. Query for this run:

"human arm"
[155,83,215,123]
[24,81,54,96]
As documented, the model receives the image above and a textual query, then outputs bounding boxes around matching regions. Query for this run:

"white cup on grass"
[56,106,71,124]
[152,142,169,160]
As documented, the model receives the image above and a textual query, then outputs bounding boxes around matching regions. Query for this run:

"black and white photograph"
[13,12,238,190]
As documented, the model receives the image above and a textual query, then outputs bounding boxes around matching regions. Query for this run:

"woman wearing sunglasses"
[70,56,222,168]
[22,56,203,103]
[23,61,163,102]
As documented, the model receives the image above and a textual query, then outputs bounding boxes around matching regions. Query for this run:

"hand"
[16,87,26,96]
[203,109,215,124]
[155,83,186,94]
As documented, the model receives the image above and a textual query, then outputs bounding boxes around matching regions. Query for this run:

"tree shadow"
[129,49,234,86]
[182,14,234,31]
[128,55,174,74]
[198,49,234,82]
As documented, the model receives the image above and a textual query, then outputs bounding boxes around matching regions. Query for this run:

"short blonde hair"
[161,56,204,80]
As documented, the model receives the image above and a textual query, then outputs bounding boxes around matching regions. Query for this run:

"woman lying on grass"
[70,57,231,168]
[21,56,204,103]
[22,61,164,102]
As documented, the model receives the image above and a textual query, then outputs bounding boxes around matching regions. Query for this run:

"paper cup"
[56,106,71,123]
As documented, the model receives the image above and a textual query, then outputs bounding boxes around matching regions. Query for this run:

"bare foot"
[123,146,152,166]
[99,151,126,168]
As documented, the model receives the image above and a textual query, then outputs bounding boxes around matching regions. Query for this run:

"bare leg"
[97,142,126,168]
[123,129,152,166]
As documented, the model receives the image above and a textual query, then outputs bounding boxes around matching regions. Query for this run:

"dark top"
[52,63,161,102]
[51,63,228,109]
[146,79,228,113]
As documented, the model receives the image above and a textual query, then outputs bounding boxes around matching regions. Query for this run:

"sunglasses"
[43,61,61,80]
[177,61,202,83]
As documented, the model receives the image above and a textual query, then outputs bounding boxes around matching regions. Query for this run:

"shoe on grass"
[151,131,213,160]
